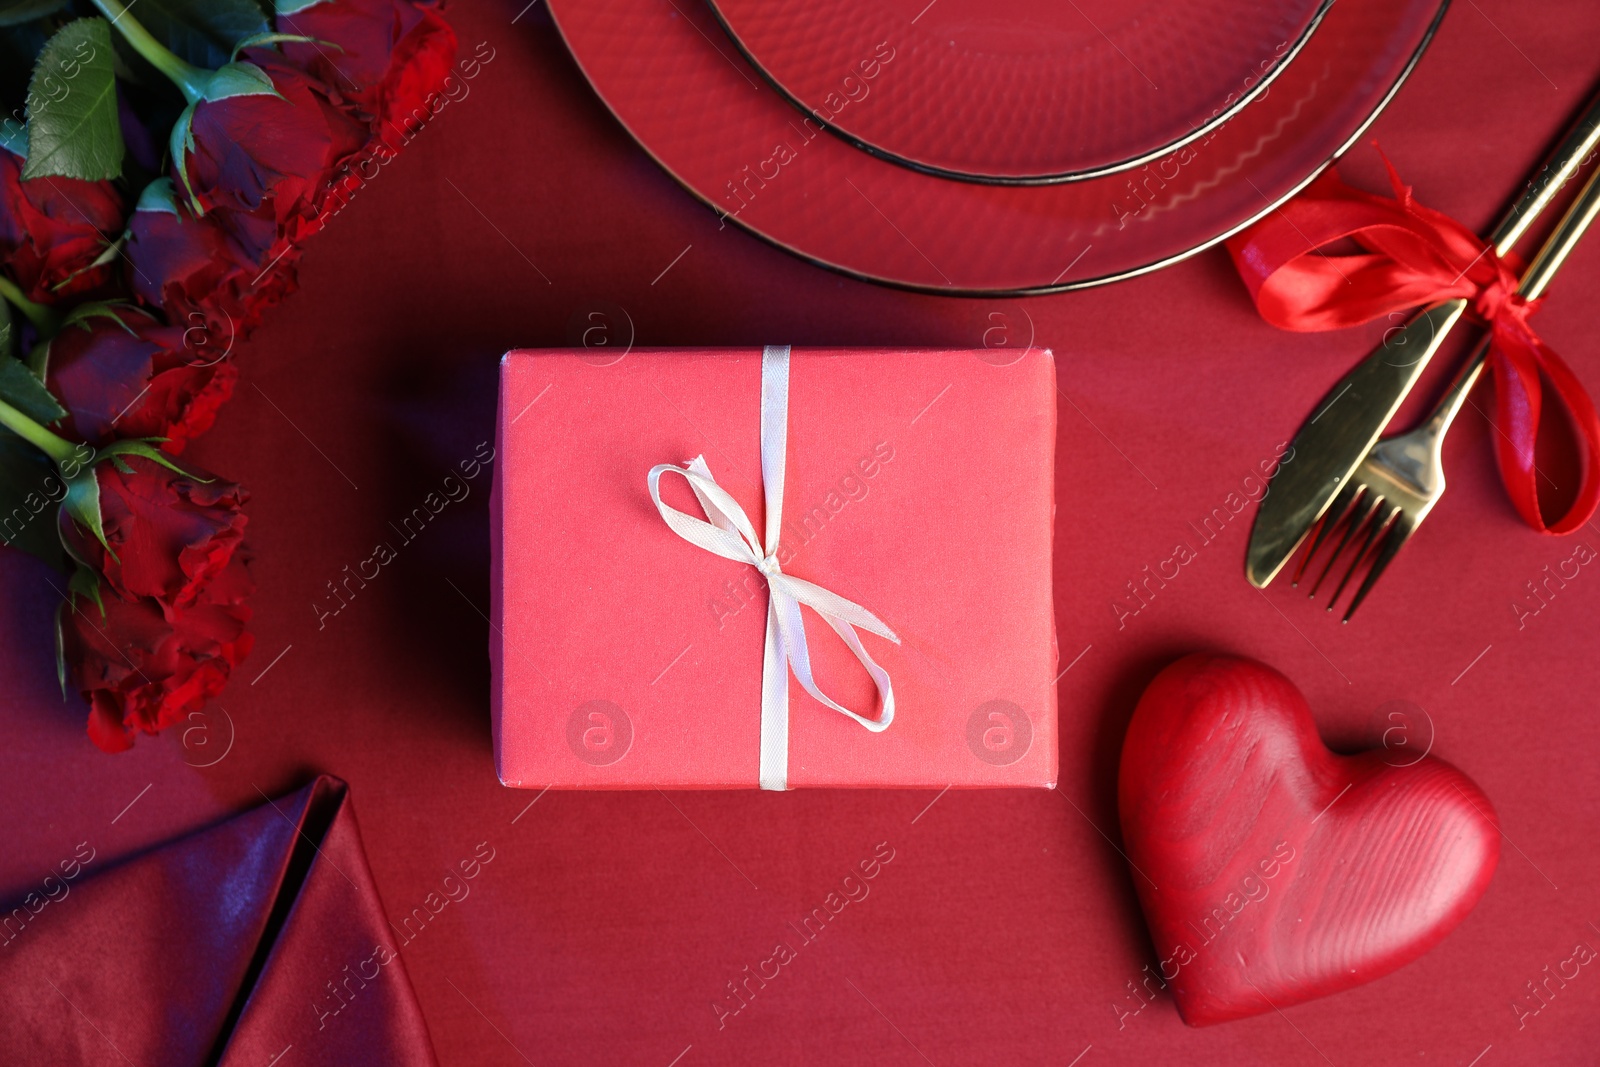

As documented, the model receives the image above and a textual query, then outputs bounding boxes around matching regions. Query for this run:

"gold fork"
[1296,159,1600,620]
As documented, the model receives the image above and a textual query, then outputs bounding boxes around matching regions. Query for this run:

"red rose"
[45,305,237,453]
[279,0,459,148]
[64,553,254,753]
[57,452,254,753]
[0,140,125,303]
[60,454,248,610]
[179,51,367,242]
[124,179,301,348]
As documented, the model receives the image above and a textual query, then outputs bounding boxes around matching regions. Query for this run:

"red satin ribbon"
[1227,154,1600,534]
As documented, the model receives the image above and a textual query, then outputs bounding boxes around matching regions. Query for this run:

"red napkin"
[0,775,438,1065]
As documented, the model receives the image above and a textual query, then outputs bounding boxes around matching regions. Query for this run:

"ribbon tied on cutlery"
[1227,151,1600,534]
[647,345,899,790]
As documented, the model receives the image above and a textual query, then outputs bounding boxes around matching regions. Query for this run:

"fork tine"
[1341,509,1418,622]
[1308,487,1378,598]
[1293,481,1363,587]
[1328,502,1398,611]
[1304,484,1368,594]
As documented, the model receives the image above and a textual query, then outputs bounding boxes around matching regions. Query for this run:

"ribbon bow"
[1227,151,1600,534]
[647,345,900,790]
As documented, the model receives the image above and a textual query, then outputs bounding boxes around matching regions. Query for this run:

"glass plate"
[708,0,1331,183]
[549,0,1449,294]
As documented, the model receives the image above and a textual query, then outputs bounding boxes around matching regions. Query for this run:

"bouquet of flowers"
[0,0,457,751]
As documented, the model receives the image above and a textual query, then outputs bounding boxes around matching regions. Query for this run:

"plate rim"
[548,0,1454,297]
[703,0,1338,186]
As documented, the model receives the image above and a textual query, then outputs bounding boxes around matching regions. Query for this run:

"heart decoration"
[1117,654,1499,1026]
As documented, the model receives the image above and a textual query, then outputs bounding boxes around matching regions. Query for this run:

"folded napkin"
[0,775,438,1066]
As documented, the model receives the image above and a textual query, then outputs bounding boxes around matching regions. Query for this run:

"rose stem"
[88,0,208,103]
[0,397,77,468]
[0,275,61,337]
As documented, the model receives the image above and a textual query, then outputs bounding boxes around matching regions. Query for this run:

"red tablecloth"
[3,2,1598,1063]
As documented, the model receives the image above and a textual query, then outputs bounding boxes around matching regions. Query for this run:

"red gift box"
[491,346,1057,788]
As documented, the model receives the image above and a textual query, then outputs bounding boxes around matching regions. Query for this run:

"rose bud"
[95,3,367,239]
[181,49,368,240]
[60,453,248,611]
[94,1,371,246]
[44,304,237,454]
[0,122,125,304]
[278,0,459,147]
[124,178,301,347]
[63,553,254,753]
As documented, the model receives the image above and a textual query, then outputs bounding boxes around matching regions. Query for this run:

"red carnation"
[279,0,458,149]
[64,552,254,753]
[60,454,248,610]
[124,179,301,349]
[0,140,125,304]
[45,305,237,454]
[178,50,368,244]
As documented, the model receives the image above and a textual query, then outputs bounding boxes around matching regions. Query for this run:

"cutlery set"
[1247,90,1600,618]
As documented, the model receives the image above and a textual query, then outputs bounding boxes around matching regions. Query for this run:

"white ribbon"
[647,345,900,790]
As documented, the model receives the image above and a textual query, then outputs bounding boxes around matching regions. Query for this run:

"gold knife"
[1245,88,1600,588]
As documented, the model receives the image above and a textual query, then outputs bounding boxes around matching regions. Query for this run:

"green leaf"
[68,560,104,613]
[135,176,182,214]
[0,428,68,568]
[119,0,270,71]
[232,32,329,60]
[168,102,200,211]
[97,438,199,479]
[54,599,67,697]
[27,336,50,379]
[21,19,125,182]
[203,61,280,101]
[275,0,325,15]
[60,461,108,553]
[0,298,14,363]
[60,301,137,334]
[0,0,69,28]
[58,563,105,697]
[50,232,125,293]
[0,355,67,425]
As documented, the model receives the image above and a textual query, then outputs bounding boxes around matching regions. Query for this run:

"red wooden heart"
[1117,654,1499,1026]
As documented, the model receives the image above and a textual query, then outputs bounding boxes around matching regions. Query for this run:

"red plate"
[707,0,1332,184]
[549,0,1449,294]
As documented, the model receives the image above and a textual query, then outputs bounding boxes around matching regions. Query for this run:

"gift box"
[491,346,1057,789]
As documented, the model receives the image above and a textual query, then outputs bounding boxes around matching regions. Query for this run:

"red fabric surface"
[2,1,1599,1064]
[0,776,437,1065]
